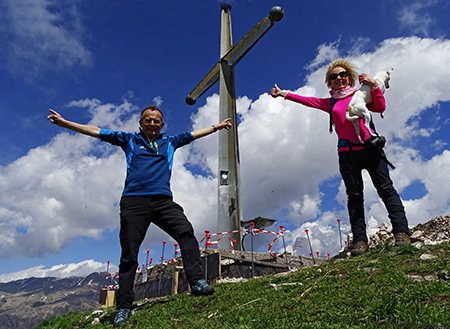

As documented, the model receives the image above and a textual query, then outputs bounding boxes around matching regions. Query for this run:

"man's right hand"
[47,109,67,127]
[46,109,101,137]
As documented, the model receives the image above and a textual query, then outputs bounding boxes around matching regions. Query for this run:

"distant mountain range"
[0,272,117,329]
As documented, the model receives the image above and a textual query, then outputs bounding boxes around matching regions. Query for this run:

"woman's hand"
[270,84,287,98]
[358,74,378,89]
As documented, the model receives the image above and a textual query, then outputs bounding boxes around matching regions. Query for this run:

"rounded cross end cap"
[221,2,232,11]
[185,95,196,106]
[269,6,284,22]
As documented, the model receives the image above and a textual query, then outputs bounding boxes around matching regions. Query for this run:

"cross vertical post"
[217,3,242,250]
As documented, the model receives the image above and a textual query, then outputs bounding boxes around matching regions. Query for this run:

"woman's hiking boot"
[351,241,369,257]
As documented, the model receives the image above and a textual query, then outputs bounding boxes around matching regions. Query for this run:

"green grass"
[37,243,450,328]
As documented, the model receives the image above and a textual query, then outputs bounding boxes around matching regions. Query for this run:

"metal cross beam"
[186,4,284,250]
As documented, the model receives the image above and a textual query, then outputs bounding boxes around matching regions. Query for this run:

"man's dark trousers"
[116,195,204,309]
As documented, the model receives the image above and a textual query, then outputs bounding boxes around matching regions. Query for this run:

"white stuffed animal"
[346,69,393,143]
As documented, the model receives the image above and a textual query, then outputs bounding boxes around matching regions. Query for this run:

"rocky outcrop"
[410,214,450,246]
[345,214,450,250]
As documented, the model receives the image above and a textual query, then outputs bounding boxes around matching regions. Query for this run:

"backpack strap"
[368,113,379,136]
[329,98,337,134]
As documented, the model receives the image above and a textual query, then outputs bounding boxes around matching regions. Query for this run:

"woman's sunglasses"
[330,71,348,80]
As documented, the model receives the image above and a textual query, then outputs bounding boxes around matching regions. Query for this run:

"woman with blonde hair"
[271,58,410,256]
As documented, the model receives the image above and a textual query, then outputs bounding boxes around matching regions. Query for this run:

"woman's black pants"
[339,148,410,243]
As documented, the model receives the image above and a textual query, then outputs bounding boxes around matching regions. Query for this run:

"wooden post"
[172,271,179,295]
[99,289,116,308]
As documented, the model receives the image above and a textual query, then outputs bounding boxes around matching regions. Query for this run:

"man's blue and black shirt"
[99,129,194,197]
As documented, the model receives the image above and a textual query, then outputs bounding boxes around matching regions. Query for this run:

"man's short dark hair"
[140,105,164,121]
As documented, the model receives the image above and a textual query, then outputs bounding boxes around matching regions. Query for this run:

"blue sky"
[1,0,450,282]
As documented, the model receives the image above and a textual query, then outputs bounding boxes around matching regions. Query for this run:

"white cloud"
[152,96,164,107]
[306,40,340,70]
[0,0,92,79]
[1,36,450,269]
[0,259,118,283]
[0,103,131,258]
[397,0,438,37]
[433,140,447,150]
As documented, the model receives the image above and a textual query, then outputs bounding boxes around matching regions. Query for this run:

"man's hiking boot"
[394,232,411,246]
[351,241,369,257]
[191,279,214,296]
[113,308,131,327]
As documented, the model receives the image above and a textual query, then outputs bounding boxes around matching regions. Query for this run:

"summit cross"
[186,3,284,250]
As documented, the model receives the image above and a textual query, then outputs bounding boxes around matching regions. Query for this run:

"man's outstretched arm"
[191,118,232,140]
[47,109,101,138]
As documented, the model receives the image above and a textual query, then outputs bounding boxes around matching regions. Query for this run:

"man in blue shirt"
[48,105,232,327]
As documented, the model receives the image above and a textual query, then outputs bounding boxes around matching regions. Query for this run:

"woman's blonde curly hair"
[325,58,358,88]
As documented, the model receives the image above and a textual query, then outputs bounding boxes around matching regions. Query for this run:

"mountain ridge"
[0,272,115,329]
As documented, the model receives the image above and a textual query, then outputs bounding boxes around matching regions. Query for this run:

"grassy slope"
[37,243,450,329]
